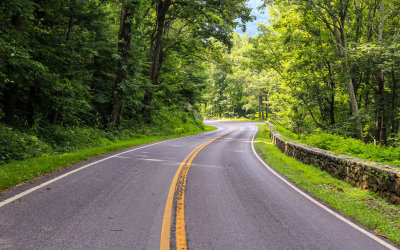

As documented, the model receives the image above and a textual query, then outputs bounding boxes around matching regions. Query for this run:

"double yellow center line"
[160,126,238,250]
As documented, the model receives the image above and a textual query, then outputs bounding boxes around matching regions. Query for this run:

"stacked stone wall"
[267,123,400,204]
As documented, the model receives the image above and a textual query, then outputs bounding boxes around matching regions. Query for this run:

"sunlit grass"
[275,125,400,168]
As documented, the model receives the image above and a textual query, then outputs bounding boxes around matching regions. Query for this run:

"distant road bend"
[0,121,397,249]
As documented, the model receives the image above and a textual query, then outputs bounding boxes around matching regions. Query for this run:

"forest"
[2,0,400,245]
[202,0,400,148]
[1,0,400,164]
[0,0,251,163]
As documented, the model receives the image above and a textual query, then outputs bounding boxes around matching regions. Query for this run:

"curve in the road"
[0,121,398,250]
[249,128,397,250]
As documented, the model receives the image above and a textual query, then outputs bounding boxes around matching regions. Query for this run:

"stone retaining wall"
[267,123,400,205]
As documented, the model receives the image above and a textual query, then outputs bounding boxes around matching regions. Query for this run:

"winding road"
[0,121,397,249]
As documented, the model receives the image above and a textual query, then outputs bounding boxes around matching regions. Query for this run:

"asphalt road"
[0,121,397,249]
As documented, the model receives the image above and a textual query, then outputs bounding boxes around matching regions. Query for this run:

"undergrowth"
[0,109,205,165]
[275,125,400,168]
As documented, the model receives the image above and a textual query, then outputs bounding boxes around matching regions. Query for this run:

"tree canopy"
[201,0,400,146]
[2,0,400,164]
[0,0,253,163]
[0,0,251,129]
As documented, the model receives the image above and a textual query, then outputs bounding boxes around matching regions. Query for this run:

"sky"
[235,0,270,37]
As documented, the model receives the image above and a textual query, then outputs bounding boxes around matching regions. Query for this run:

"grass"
[254,124,400,245]
[0,125,217,191]
[275,125,400,168]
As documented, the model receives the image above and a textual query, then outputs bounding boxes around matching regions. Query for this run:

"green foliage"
[0,125,51,165]
[201,0,400,145]
[0,106,205,165]
[38,125,110,153]
[276,125,400,168]
[0,0,250,167]
[0,0,252,125]
[275,126,299,140]
[201,34,273,119]
[151,106,204,135]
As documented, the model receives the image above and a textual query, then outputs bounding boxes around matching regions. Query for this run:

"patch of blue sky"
[235,0,270,37]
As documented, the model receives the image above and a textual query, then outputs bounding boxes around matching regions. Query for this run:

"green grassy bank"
[0,125,216,191]
[275,125,400,168]
[254,124,400,245]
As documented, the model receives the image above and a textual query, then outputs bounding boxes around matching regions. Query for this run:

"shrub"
[0,106,204,165]
[151,106,203,135]
[38,125,109,153]
[0,125,51,164]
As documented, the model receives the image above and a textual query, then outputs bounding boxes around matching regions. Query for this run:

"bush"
[0,106,205,165]
[151,106,203,135]
[0,125,51,164]
[38,125,110,153]
[0,99,206,165]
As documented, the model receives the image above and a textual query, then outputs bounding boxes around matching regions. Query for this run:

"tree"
[111,0,140,126]
[142,0,252,120]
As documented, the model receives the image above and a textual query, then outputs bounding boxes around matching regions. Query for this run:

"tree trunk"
[308,108,325,129]
[391,69,398,133]
[339,36,362,139]
[341,41,363,140]
[258,95,263,120]
[3,84,17,126]
[329,88,335,126]
[11,11,21,28]
[327,61,335,126]
[3,11,22,126]
[65,16,73,41]
[27,84,41,127]
[111,1,134,126]
[264,93,268,120]
[149,0,171,85]
[375,72,386,143]
[321,5,364,140]
[142,0,171,122]
[375,2,387,144]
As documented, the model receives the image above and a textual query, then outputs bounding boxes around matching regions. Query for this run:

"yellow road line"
[175,139,213,249]
[160,126,238,250]
[160,143,203,250]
